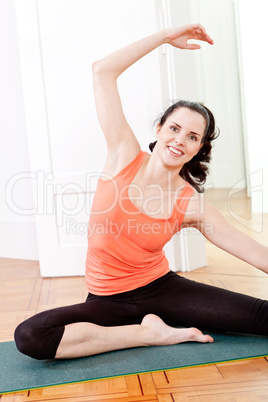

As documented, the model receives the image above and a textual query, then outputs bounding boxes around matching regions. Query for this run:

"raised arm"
[185,196,268,274]
[92,25,213,173]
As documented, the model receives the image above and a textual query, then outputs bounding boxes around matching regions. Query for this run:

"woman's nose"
[174,133,185,146]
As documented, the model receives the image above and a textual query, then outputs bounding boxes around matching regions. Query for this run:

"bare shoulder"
[182,188,218,226]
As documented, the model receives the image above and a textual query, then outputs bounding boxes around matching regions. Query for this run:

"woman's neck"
[141,153,185,191]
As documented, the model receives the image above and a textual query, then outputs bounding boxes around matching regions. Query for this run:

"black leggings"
[14,271,268,360]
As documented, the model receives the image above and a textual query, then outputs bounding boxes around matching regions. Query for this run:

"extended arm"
[188,198,268,274]
[92,25,213,173]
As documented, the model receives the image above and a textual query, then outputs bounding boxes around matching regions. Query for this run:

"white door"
[15,0,167,276]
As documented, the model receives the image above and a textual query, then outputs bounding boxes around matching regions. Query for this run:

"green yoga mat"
[1,333,268,394]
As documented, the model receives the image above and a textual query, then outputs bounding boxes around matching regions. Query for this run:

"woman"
[15,24,268,360]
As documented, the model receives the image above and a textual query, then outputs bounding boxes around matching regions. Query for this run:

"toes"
[189,328,214,343]
[205,335,214,343]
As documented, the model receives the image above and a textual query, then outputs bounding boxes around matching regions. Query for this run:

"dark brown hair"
[149,100,219,192]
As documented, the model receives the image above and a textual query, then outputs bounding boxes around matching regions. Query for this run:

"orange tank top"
[85,150,194,295]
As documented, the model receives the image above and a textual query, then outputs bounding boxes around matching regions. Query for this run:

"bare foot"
[140,314,214,346]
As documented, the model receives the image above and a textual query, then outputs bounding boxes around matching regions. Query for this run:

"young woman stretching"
[15,24,268,360]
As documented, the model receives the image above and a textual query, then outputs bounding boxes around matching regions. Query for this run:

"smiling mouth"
[168,146,184,156]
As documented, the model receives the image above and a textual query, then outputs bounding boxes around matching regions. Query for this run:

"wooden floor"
[1,188,268,401]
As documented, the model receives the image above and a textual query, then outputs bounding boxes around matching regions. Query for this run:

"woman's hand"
[165,24,214,50]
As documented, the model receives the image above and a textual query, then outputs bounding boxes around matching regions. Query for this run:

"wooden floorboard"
[1,189,268,401]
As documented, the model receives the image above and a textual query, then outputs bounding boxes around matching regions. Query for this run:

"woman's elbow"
[92,59,117,80]
[92,60,103,74]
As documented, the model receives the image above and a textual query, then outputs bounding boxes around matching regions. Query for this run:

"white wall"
[236,0,268,213]
[0,0,38,260]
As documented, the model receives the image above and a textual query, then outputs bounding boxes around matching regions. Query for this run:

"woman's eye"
[170,126,178,132]
[189,135,197,141]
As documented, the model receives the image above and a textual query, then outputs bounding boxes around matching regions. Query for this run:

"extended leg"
[134,272,268,336]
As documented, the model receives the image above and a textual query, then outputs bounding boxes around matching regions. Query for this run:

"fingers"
[166,23,214,50]
[184,24,214,50]
[192,24,214,45]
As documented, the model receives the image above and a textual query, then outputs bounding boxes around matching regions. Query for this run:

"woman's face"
[155,107,206,168]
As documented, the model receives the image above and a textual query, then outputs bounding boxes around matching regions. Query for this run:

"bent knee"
[14,320,52,360]
[14,317,64,360]
[14,321,39,359]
